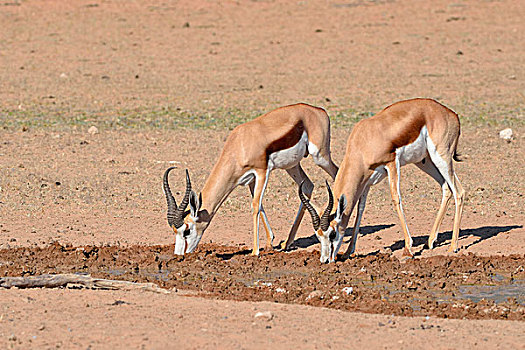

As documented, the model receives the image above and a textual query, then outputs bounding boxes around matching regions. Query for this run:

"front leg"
[343,187,369,258]
[251,169,271,256]
[249,181,274,250]
[386,161,413,257]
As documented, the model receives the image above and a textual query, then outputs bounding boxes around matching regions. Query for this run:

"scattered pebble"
[342,286,353,295]
[499,128,513,142]
[306,290,324,300]
[254,280,272,287]
[254,311,273,321]
[88,126,99,135]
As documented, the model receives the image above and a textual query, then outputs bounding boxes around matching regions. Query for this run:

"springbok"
[163,103,338,256]
[298,98,465,263]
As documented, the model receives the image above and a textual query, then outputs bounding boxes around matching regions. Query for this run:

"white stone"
[306,290,324,300]
[342,286,353,295]
[499,128,513,142]
[254,280,272,287]
[254,311,273,321]
[88,126,99,135]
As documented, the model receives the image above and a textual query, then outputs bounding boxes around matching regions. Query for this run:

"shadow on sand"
[216,249,252,261]
[217,225,521,260]
[290,224,395,250]
[385,225,523,256]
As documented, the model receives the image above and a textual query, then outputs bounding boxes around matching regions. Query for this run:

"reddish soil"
[0,0,524,348]
[1,243,524,321]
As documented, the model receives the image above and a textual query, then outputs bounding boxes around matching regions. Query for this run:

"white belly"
[268,131,308,170]
[396,126,428,166]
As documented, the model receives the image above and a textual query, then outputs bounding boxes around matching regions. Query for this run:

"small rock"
[499,128,513,142]
[88,126,99,135]
[59,73,68,79]
[254,311,273,321]
[342,286,353,295]
[254,280,272,287]
[306,290,324,300]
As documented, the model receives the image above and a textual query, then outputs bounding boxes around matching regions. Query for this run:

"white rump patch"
[308,142,330,168]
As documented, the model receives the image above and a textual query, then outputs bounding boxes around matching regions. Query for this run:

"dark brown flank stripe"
[265,120,305,161]
[388,115,426,152]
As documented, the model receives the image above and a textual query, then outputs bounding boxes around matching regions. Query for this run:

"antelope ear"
[189,191,201,218]
[335,194,347,224]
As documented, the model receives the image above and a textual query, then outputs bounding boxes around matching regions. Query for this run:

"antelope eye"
[329,230,336,241]
[183,229,191,237]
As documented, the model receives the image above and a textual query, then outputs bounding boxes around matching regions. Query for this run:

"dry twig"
[0,274,169,294]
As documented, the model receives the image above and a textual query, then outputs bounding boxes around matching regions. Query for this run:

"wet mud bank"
[1,243,523,321]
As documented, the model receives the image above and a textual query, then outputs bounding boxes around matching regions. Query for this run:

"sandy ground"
[1,288,524,350]
[0,0,524,348]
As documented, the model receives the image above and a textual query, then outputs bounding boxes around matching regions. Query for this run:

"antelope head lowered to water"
[162,103,339,256]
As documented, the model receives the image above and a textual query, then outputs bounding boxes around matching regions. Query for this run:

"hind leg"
[449,174,465,252]
[427,144,465,253]
[309,142,338,180]
[282,164,313,250]
[415,157,453,249]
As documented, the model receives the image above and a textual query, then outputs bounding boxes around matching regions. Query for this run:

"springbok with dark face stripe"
[299,98,465,263]
[163,103,338,256]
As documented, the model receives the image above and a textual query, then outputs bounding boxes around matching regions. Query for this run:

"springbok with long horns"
[163,103,338,256]
[299,98,465,263]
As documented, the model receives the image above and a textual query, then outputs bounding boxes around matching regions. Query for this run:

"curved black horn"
[320,180,334,231]
[298,181,320,231]
[173,169,192,227]
[163,167,178,227]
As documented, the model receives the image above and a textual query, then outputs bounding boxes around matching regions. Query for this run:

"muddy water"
[0,242,523,321]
